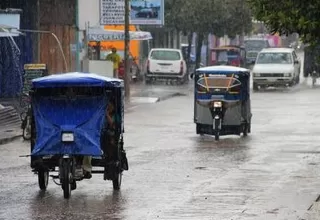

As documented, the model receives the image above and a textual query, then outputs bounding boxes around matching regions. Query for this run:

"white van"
[145,48,187,84]
[252,48,301,91]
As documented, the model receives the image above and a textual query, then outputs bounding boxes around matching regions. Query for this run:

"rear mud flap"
[121,150,129,171]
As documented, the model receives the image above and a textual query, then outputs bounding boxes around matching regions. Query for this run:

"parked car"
[135,8,158,18]
[145,48,188,84]
[252,48,301,91]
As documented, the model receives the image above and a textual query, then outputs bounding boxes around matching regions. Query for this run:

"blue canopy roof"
[196,65,250,75]
[32,72,124,88]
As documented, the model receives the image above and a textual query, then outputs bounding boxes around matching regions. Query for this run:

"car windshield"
[150,50,181,60]
[217,50,239,61]
[246,51,258,58]
[197,76,241,88]
[256,52,292,64]
[245,40,268,50]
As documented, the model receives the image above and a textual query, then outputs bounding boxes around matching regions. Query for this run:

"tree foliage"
[165,0,252,68]
[247,0,320,45]
[165,0,252,37]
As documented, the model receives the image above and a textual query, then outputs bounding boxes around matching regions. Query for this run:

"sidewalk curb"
[0,134,22,145]
[156,92,186,102]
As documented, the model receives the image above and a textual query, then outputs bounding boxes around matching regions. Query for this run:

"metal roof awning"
[87,26,153,42]
[0,24,24,37]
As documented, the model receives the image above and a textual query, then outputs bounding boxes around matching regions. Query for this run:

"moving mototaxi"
[192,65,252,140]
[28,72,128,198]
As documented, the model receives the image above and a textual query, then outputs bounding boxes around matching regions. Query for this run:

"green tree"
[165,0,252,68]
[247,0,320,45]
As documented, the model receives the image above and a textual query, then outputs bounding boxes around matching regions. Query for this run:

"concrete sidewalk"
[0,104,22,145]
[129,82,190,104]
[0,126,21,145]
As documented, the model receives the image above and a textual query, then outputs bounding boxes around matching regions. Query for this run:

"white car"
[252,48,301,90]
[145,48,188,84]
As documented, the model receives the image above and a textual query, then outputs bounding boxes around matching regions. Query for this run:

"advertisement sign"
[88,27,152,41]
[130,0,164,25]
[0,9,21,37]
[23,64,48,94]
[100,0,164,25]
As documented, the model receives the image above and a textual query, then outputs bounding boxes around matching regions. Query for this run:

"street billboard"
[100,0,164,25]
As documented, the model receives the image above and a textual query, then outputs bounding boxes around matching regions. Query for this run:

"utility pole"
[124,0,130,99]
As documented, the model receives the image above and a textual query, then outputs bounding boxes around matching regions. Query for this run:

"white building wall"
[78,0,100,30]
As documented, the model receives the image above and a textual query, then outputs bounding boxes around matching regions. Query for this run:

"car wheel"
[253,83,259,91]
[288,81,294,87]
[145,77,151,84]
[296,75,300,84]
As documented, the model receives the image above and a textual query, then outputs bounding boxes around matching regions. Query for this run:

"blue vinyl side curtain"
[0,35,33,97]
[0,0,34,98]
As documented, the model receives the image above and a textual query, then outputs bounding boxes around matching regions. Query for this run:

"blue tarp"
[32,72,124,88]
[31,95,107,156]
[0,36,26,97]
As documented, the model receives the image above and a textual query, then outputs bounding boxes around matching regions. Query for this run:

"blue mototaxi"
[193,65,252,140]
[29,72,128,198]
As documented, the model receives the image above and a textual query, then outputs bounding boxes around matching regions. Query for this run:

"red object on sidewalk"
[118,60,125,79]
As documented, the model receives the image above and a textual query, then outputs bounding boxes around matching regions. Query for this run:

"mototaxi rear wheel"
[38,170,49,190]
[113,143,123,190]
[22,117,31,141]
[243,123,248,137]
[22,126,31,140]
[112,171,122,190]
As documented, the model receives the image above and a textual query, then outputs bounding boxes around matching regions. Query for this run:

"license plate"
[211,95,224,99]
[62,133,74,142]
[161,66,169,70]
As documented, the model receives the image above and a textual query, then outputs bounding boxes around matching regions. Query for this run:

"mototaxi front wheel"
[214,123,220,141]
[214,118,220,141]
[38,170,49,190]
[214,131,219,141]
[61,160,72,199]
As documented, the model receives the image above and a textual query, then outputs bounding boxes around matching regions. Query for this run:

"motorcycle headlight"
[214,101,222,108]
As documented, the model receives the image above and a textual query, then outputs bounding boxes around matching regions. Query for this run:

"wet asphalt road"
[3,53,320,219]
